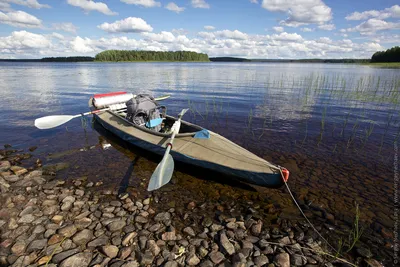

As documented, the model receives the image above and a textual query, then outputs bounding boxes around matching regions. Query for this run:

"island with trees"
[371,46,400,63]
[94,50,209,62]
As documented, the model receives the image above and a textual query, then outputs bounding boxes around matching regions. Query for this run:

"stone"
[140,251,154,265]
[61,201,73,211]
[147,240,160,256]
[143,198,150,205]
[220,232,235,255]
[123,261,139,267]
[4,175,21,183]
[87,235,109,248]
[101,245,119,258]
[200,260,214,267]
[51,215,63,224]
[52,248,81,264]
[107,220,126,232]
[72,229,93,246]
[59,252,92,267]
[209,251,225,264]
[0,161,11,172]
[254,255,269,266]
[162,231,177,241]
[26,239,47,252]
[38,256,52,265]
[135,216,148,224]
[154,212,171,222]
[8,218,18,229]
[148,223,162,232]
[74,217,92,230]
[18,214,35,224]
[290,254,307,266]
[10,166,28,176]
[186,253,200,265]
[164,261,178,267]
[119,247,132,260]
[58,225,78,237]
[364,259,384,267]
[274,253,290,267]
[11,240,26,256]
[251,221,262,236]
[48,234,65,245]
[183,227,196,237]
[122,232,137,246]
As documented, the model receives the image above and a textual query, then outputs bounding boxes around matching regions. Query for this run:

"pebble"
[59,252,92,267]
[72,229,93,246]
[101,245,119,258]
[209,251,225,264]
[220,232,235,255]
[274,252,290,267]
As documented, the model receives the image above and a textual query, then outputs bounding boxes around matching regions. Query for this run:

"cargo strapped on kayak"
[126,94,166,132]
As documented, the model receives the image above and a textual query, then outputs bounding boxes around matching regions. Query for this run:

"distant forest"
[41,57,94,62]
[0,57,94,62]
[95,50,209,62]
[209,57,369,63]
[371,46,400,63]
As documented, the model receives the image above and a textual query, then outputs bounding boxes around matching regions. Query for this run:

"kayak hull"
[94,111,285,188]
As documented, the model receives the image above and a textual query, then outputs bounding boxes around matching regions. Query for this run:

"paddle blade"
[34,115,75,129]
[147,154,174,191]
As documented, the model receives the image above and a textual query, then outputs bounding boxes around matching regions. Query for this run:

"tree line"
[371,46,400,63]
[41,57,94,62]
[94,50,209,62]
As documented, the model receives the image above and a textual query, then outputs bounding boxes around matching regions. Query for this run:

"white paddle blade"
[34,115,75,129]
[147,154,174,191]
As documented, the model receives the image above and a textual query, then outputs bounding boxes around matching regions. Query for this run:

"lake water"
[0,62,398,263]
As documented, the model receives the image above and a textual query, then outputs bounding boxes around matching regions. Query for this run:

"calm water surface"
[0,62,398,263]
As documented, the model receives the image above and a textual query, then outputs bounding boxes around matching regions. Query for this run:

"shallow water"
[0,62,398,262]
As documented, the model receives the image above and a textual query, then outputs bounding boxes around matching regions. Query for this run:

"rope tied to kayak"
[278,167,337,253]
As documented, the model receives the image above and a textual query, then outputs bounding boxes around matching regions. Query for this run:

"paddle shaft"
[148,109,188,191]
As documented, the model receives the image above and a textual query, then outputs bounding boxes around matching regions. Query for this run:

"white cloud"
[70,36,96,53]
[165,2,184,13]
[341,18,400,35]
[172,28,189,35]
[250,0,258,3]
[214,30,248,40]
[98,17,153,33]
[121,0,161,8]
[67,0,117,15]
[0,30,50,50]
[0,10,41,28]
[272,32,303,42]
[5,0,50,9]
[52,32,64,40]
[204,25,215,30]
[141,31,176,43]
[273,26,284,32]
[52,22,78,34]
[345,5,400,20]
[262,0,332,27]
[191,0,209,9]
[0,28,392,59]
[301,27,314,32]
[318,24,335,31]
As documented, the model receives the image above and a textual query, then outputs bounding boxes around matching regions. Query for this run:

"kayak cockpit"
[109,110,203,138]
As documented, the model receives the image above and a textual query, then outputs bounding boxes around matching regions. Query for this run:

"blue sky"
[0,0,399,59]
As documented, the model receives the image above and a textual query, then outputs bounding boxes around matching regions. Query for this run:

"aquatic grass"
[345,203,364,253]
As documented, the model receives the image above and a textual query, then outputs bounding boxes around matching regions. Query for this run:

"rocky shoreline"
[0,148,386,267]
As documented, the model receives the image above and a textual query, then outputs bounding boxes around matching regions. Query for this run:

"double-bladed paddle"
[34,95,170,130]
[147,108,189,191]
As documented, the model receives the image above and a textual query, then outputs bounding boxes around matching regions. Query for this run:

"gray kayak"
[92,107,289,188]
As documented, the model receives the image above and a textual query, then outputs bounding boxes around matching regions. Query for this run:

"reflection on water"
[0,62,398,263]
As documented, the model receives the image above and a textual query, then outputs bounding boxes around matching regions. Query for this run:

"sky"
[0,0,399,59]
